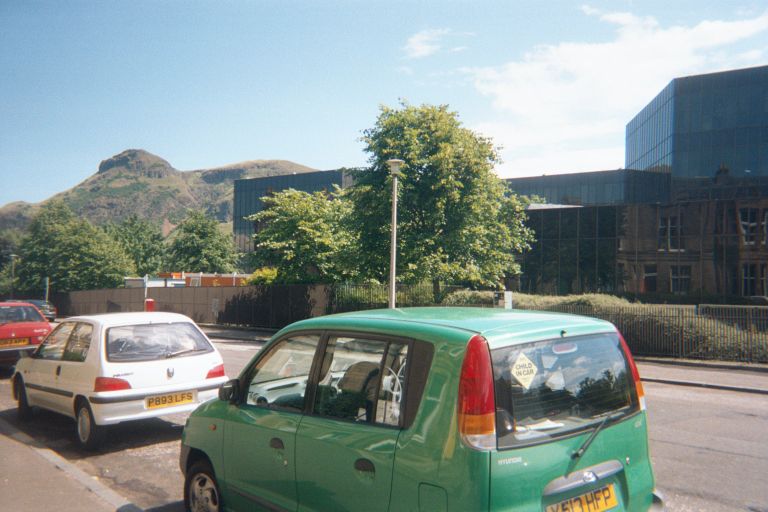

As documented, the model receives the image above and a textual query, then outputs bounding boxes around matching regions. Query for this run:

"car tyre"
[185,459,222,512]
[15,377,32,421]
[75,399,105,450]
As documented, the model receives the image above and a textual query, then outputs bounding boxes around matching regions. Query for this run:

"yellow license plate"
[0,338,29,348]
[546,484,618,512]
[145,391,195,409]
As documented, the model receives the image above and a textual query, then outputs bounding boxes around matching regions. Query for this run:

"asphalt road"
[1,338,766,512]
[644,381,768,511]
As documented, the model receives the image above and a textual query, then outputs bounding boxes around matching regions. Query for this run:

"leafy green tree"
[104,215,166,276]
[348,102,533,288]
[15,201,135,292]
[0,228,23,294]
[165,210,239,273]
[248,187,357,283]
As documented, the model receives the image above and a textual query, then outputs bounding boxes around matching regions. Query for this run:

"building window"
[742,264,757,296]
[643,265,657,293]
[762,264,768,296]
[658,216,682,251]
[763,211,768,246]
[670,265,691,295]
[739,208,758,246]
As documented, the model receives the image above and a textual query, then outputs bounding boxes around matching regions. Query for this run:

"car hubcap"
[190,474,219,512]
[78,407,91,442]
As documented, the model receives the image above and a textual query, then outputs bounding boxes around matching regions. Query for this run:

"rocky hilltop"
[0,149,317,230]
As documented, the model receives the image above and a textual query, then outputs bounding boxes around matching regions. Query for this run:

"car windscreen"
[492,332,639,449]
[0,305,46,324]
[106,322,213,362]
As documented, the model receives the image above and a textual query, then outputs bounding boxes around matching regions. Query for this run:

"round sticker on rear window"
[511,353,538,389]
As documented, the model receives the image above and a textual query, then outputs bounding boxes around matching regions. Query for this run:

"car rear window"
[492,332,639,449]
[0,305,46,324]
[106,322,213,362]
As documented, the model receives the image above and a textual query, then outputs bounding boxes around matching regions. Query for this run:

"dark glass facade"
[520,206,624,294]
[626,82,674,173]
[506,169,670,205]
[626,65,768,178]
[233,170,346,251]
[518,177,768,299]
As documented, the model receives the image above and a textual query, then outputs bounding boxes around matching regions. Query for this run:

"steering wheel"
[111,338,132,353]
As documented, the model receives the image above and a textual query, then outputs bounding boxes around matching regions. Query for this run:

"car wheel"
[185,459,222,512]
[15,377,31,421]
[75,399,105,450]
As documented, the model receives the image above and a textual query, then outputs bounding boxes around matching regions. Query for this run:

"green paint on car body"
[181,308,662,512]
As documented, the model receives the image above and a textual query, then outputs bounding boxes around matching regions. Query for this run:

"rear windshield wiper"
[166,347,206,359]
[572,412,624,460]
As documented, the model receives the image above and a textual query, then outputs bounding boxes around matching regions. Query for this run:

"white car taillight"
[206,364,225,379]
[94,377,131,392]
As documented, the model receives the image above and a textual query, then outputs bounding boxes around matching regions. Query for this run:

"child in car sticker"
[511,353,538,389]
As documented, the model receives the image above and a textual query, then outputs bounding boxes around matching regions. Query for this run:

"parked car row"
[2,298,56,321]
[9,307,664,511]
[0,301,53,366]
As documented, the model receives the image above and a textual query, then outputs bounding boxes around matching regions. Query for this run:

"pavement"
[2,324,767,511]
[0,416,141,512]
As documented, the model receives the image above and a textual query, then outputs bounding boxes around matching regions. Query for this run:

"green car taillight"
[618,330,646,410]
[458,334,496,450]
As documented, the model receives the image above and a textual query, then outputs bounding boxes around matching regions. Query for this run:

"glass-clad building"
[626,65,768,178]
[506,169,670,205]
[233,170,347,251]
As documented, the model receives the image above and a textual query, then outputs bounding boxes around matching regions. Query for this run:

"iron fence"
[52,285,768,363]
[514,303,768,363]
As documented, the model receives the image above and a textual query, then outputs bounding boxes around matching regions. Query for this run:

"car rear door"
[103,321,223,404]
[488,332,655,511]
[55,322,96,413]
[222,333,322,512]
[295,334,408,512]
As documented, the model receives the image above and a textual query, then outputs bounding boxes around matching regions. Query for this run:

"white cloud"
[466,7,768,178]
[404,29,451,59]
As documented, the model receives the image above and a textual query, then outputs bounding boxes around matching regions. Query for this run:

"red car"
[0,302,53,366]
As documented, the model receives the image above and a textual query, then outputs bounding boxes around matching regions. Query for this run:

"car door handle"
[269,437,285,450]
[56,365,61,376]
[354,458,375,473]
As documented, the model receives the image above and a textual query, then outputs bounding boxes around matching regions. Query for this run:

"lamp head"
[386,159,404,177]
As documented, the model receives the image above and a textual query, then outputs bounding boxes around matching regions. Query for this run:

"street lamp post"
[386,159,404,309]
[9,253,17,300]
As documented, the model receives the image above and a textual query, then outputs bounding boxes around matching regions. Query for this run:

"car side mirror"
[219,379,240,403]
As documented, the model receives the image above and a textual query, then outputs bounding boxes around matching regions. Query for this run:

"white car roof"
[61,311,200,329]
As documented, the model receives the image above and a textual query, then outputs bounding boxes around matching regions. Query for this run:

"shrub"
[510,293,768,362]
[441,289,495,306]
[247,267,279,285]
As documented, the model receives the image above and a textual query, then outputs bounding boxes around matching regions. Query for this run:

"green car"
[180,307,664,512]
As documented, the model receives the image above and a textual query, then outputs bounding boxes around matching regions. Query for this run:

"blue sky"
[1,1,767,207]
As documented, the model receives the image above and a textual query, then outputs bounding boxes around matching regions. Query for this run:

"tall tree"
[165,210,239,273]
[15,201,135,292]
[348,102,533,288]
[104,215,166,276]
[0,228,24,294]
[248,187,356,283]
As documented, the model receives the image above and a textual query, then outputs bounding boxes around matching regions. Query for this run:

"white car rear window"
[106,322,213,362]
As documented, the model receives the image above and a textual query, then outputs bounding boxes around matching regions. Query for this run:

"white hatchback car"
[12,312,227,449]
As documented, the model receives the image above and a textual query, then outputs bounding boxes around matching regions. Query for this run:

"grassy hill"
[0,149,318,231]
